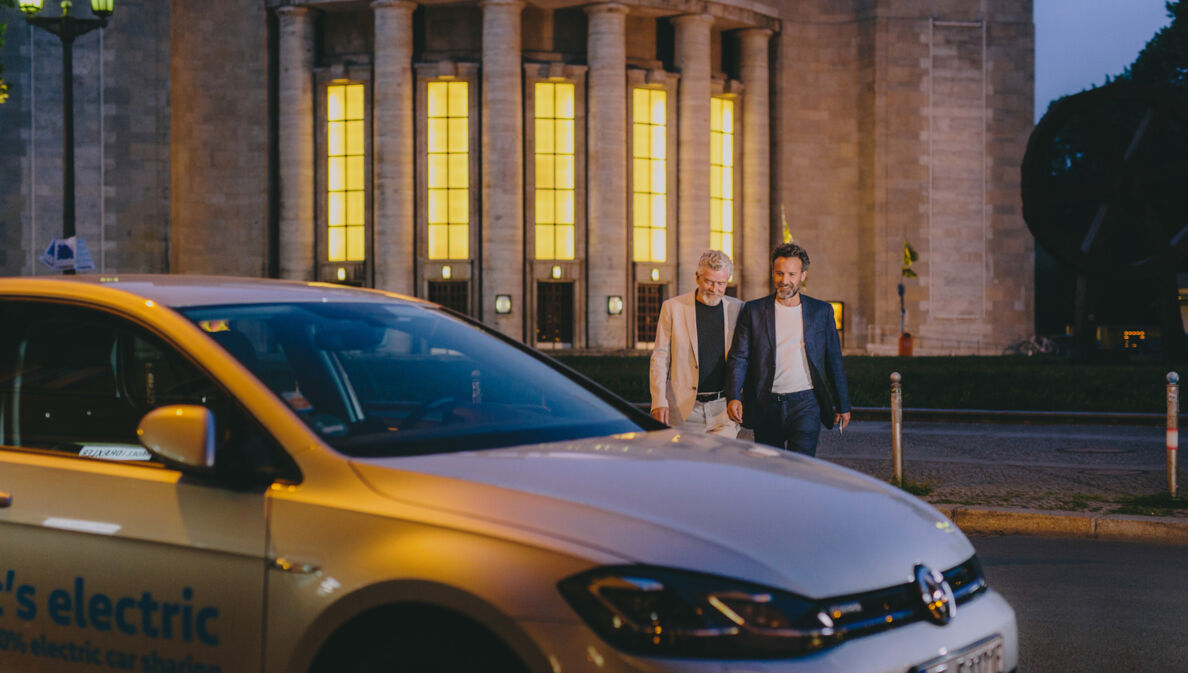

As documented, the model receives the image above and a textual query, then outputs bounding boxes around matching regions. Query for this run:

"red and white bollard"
[891,372,903,486]
[1168,372,1179,498]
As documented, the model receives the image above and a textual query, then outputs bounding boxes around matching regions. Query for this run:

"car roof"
[0,274,429,309]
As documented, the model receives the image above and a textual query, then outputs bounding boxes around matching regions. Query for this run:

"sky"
[1035,0,1175,123]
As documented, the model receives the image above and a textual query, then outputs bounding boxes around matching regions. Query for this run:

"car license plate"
[912,635,1005,673]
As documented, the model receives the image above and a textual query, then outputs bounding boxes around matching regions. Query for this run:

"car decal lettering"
[0,571,224,671]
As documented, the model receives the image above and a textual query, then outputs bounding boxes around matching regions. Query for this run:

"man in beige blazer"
[649,250,744,436]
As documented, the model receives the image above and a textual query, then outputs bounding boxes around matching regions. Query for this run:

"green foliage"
[895,479,934,496]
[841,355,1174,413]
[552,353,1179,414]
[557,354,652,403]
[1041,1,1188,120]
[1118,1,1188,87]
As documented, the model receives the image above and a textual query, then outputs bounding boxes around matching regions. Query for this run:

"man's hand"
[835,411,851,430]
[727,400,743,424]
[651,407,670,424]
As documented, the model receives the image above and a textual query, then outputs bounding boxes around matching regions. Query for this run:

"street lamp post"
[19,0,114,274]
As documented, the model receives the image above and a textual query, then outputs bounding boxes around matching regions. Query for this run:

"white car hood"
[350,430,974,598]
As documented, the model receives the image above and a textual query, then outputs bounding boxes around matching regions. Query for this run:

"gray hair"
[697,249,733,277]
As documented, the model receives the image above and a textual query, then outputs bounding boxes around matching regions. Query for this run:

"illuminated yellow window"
[632,88,666,263]
[534,82,576,260]
[327,83,366,262]
[710,97,734,259]
[427,81,469,260]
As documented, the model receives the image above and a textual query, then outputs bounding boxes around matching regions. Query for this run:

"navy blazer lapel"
[801,297,815,350]
[761,294,777,364]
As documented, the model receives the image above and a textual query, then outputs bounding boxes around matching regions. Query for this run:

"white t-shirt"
[772,302,813,394]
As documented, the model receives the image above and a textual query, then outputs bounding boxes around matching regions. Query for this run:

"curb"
[931,505,1188,545]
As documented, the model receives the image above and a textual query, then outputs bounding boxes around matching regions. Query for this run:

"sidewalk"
[807,418,1188,545]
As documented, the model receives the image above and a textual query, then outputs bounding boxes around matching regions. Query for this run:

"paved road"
[972,535,1188,672]
[810,421,1179,512]
[818,420,1166,470]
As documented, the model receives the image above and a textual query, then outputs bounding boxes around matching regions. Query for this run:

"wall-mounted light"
[828,301,845,332]
[441,265,452,280]
[551,265,562,280]
[650,268,660,282]
[495,294,512,314]
[607,295,624,315]
[336,267,346,282]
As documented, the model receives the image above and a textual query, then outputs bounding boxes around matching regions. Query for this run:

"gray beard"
[698,291,723,306]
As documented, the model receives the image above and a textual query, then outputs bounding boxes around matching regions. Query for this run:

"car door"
[0,300,269,673]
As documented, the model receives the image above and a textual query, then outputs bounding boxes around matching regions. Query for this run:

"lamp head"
[90,0,113,18]
[18,0,44,17]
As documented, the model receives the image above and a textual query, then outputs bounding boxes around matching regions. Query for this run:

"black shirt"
[695,298,726,393]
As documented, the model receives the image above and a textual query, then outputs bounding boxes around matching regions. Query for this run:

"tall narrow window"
[427,81,469,260]
[534,82,576,260]
[710,96,734,259]
[632,88,666,263]
[327,83,366,262]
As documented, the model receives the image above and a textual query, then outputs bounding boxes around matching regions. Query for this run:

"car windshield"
[180,302,649,457]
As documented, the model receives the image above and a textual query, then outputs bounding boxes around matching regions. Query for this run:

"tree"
[1118,1,1188,87]
[1026,1,1188,360]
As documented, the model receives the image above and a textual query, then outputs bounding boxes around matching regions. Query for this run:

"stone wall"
[778,1,864,346]
[170,0,270,276]
[0,0,170,276]
[985,0,1035,351]
[106,0,171,274]
[0,7,31,273]
[779,0,1034,354]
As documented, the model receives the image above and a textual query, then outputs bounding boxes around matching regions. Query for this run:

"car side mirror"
[137,405,216,471]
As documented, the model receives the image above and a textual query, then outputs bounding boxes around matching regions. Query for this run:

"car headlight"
[558,565,839,659]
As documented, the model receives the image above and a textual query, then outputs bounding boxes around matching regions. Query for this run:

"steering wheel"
[399,396,457,431]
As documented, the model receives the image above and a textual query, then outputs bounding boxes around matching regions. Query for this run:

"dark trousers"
[753,390,821,456]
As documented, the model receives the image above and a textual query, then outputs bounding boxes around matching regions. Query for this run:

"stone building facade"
[0,0,1034,354]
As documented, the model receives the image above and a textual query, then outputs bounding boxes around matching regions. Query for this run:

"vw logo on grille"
[914,564,956,625]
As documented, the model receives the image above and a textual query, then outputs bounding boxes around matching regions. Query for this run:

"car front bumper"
[517,589,1017,673]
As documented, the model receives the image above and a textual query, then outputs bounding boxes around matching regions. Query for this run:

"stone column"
[739,28,772,301]
[277,7,316,280]
[481,0,525,338]
[585,3,628,349]
[673,13,714,295]
[372,0,417,294]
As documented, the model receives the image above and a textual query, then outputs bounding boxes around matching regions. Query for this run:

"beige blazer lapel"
[722,297,740,360]
[681,294,699,368]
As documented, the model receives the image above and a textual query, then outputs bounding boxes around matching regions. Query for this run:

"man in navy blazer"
[726,243,851,456]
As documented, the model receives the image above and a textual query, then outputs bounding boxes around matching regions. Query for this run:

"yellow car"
[0,276,1016,673]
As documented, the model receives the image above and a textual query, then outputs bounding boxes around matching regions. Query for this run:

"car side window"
[0,302,294,481]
